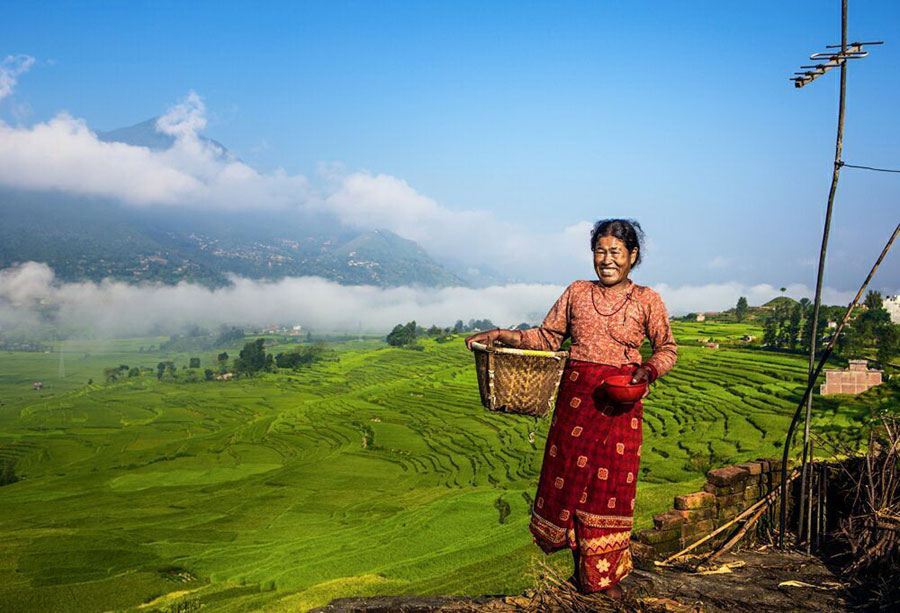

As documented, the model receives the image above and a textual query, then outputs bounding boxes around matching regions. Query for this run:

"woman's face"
[592,234,638,287]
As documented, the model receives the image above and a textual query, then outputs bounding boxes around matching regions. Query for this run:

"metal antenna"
[779,0,882,550]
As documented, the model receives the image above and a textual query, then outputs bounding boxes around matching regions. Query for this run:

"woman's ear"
[629,249,638,266]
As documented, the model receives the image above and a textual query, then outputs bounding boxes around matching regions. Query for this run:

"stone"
[637,527,680,545]
[703,482,742,495]
[716,492,747,508]
[761,457,783,472]
[707,465,750,486]
[681,519,715,540]
[676,506,716,523]
[737,461,763,475]
[630,541,660,566]
[674,491,715,510]
[717,505,742,521]
[653,510,686,530]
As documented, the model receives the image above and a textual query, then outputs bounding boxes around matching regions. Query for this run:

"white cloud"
[0,92,592,280]
[0,54,34,102]
[0,262,565,336]
[1,262,870,338]
[156,91,208,140]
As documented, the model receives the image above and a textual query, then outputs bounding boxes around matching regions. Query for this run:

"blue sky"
[1,0,898,300]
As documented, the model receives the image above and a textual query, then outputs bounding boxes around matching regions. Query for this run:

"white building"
[886,295,900,325]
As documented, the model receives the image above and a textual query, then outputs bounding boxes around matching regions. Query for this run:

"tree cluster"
[762,291,899,366]
[274,343,325,369]
[233,339,274,374]
[387,321,418,347]
[452,319,498,333]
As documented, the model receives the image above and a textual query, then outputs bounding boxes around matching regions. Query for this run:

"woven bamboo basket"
[471,341,568,418]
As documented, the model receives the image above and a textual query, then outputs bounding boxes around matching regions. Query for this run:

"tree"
[128,367,140,377]
[157,362,166,380]
[763,315,779,347]
[275,343,325,369]
[875,322,900,366]
[864,290,883,311]
[735,296,748,322]
[166,362,176,377]
[387,321,417,347]
[189,357,201,369]
[453,320,464,333]
[785,303,803,350]
[204,369,214,381]
[780,287,787,295]
[234,339,271,375]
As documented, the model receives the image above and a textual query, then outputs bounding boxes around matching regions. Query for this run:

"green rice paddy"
[0,325,874,611]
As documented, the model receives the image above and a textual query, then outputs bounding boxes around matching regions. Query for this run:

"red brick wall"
[820,367,882,396]
[632,458,785,560]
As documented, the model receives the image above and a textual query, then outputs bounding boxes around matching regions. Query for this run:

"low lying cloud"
[0,54,34,102]
[0,262,867,338]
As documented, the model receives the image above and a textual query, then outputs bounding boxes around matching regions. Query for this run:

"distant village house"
[885,294,900,325]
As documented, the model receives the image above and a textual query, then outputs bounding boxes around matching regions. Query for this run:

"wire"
[839,161,900,174]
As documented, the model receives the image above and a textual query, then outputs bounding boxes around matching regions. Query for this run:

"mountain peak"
[97,117,229,155]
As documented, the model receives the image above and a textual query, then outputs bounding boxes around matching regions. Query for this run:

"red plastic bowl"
[601,375,648,404]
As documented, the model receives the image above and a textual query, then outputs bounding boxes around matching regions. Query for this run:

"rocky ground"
[310,549,851,612]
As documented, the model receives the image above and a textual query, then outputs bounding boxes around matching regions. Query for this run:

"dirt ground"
[310,549,853,612]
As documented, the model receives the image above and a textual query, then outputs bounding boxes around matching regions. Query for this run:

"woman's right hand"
[465,328,523,351]
[465,329,500,351]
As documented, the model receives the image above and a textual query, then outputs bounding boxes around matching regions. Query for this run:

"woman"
[465,219,677,597]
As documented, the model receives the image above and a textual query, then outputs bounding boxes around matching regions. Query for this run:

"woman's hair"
[590,218,645,267]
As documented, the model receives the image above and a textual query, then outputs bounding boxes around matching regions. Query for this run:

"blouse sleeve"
[517,284,573,351]
[641,289,678,381]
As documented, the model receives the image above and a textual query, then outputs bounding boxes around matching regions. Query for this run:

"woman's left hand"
[631,367,652,398]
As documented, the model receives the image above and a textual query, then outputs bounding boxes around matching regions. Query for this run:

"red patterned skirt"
[529,359,643,592]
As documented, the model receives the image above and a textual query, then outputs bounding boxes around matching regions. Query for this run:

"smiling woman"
[465,218,677,598]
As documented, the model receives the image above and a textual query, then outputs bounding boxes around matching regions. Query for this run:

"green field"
[0,324,878,612]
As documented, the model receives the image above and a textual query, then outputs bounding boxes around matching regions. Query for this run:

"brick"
[653,510,686,530]
[681,519,715,540]
[707,465,750,486]
[744,484,761,500]
[674,491,716,510]
[717,505,741,521]
[630,541,659,567]
[637,527,680,546]
[756,459,771,473]
[649,537,686,555]
[677,507,716,523]
[759,457,783,472]
[716,492,748,508]
[703,482,743,495]
[737,461,763,475]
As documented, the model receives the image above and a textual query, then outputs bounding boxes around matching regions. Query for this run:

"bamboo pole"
[662,470,800,565]
[779,221,900,547]
[797,0,849,549]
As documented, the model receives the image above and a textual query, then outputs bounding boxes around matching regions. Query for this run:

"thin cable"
[839,161,900,174]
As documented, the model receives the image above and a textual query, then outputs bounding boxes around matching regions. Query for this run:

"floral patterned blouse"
[517,279,677,381]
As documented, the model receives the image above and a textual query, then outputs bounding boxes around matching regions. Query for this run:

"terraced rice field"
[0,325,874,611]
